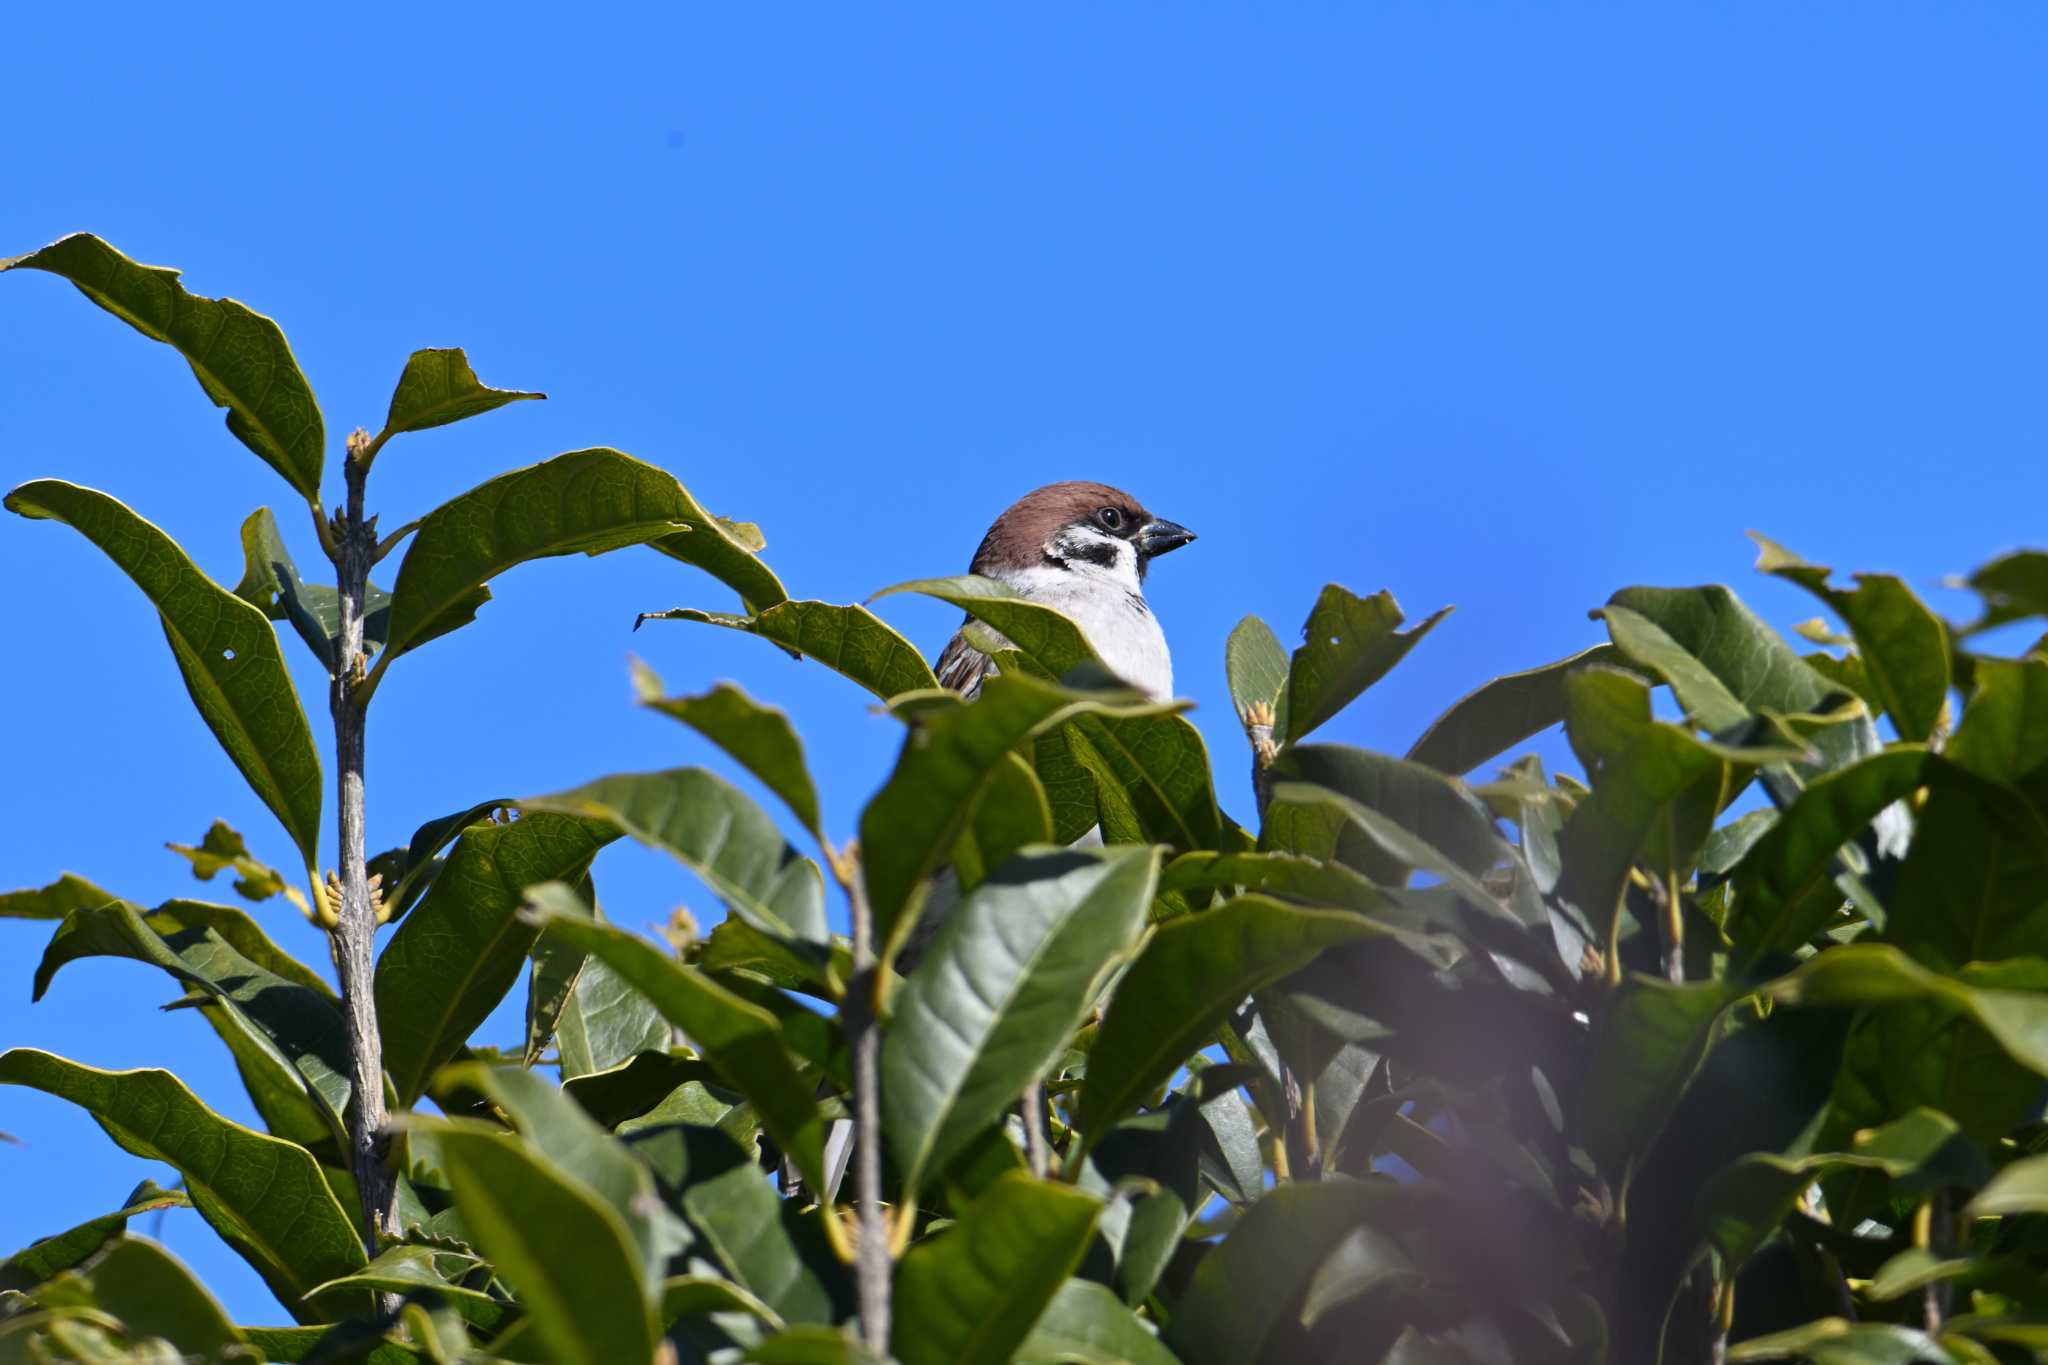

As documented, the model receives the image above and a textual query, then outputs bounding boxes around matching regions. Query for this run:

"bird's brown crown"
[968,480,1151,573]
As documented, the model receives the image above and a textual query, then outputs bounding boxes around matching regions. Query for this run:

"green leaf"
[1158,850,1392,913]
[1578,976,1735,1178]
[654,1127,849,1325]
[1225,615,1290,723]
[1605,585,1840,718]
[34,898,353,1143]
[380,447,787,665]
[891,1172,1101,1365]
[871,575,1099,683]
[1405,643,1620,776]
[430,1120,659,1365]
[743,1327,885,1364]
[1034,724,1108,846]
[143,897,331,995]
[522,911,828,1191]
[953,751,1054,892]
[634,662,823,840]
[1960,549,2048,634]
[556,949,672,1082]
[164,818,289,902]
[375,346,543,444]
[1283,585,1450,745]
[0,873,118,921]
[2,1184,190,1290]
[3,234,323,500]
[1269,745,1509,884]
[524,768,827,945]
[377,812,616,1103]
[1595,604,1750,732]
[1753,535,1950,743]
[884,846,1160,1194]
[304,1244,508,1330]
[232,506,392,668]
[1076,897,1379,1148]
[373,797,510,924]
[694,917,848,1001]
[525,882,595,1066]
[5,480,323,867]
[1165,1178,1394,1365]
[640,600,939,702]
[241,1326,426,1364]
[860,673,1180,961]
[0,1049,367,1322]
[1018,1279,1180,1365]
[1967,1151,2048,1216]
[1726,1320,1950,1364]
[32,1236,244,1358]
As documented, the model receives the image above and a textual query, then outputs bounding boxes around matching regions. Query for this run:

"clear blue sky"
[4,6,2045,1323]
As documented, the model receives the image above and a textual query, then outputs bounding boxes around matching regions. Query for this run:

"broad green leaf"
[871,575,1098,683]
[1754,535,1950,742]
[639,600,939,702]
[1968,1152,2048,1216]
[0,873,117,921]
[635,663,823,839]
[1018,1279,1180,1365]
[1225,614,1290,724]
[743,1327,885,1363]
[0,1050,367,1322]
[1079,1101,1205,1307]
[144,897,330,995]
[1726,1320,1949,1365]
[891,1172,1101,1365]
[3,234,323,499]
[563,1051,716,1128]
[1270,744,1509,883]
[658,1126,849,1325]
[305,1244,507,1330]
[1943,656,2048,787]
[373,796,510,924]
[431,1120,658,1365]
[694,917,848,1001]
[164,817,289,902]
[375,346,542,444]
[1165,1178,1395,1365]
[232,506,392,668]
[1595,604,1749,732]
[524,768,827,945]
[523,911,827,1191]
[31,1236,243,1358]
[1605,585,1839,717]
[241,1326,426,1364]
[662,1273,786,1331]
[1729,748,1940,962]
[5,481,323,866]
[380,447,786,664]
[953,750,1054,892]
[524,881,595,1065]
[1406,643,1621,776]
[1960,549,2048,634]
[1578,976,1735,1178]
[884,846,1160,1194]
[557,949,672,1081]
[1283,585,1450,745]
[34,899,353,1141]
[377,813,616,1103]
[1,1183,189,1290]
[195,993,335,1150]
[1077,897,1379,1147]
[860,673,1180,960]
[1259,779,1503,917]
[1032,724,1104,846]
[439,1066,678,1294]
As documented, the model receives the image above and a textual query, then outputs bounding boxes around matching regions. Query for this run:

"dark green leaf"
[744,1326,884,1364]
[524,881,595,1066]
[0,1049,367,1322]
[870,575,1098,684]
[525,768,827,945]
[635,663,823,840]
[1159,849,1392,912]
[430,1119,658,1365]
[375,346,542,443]
[885,846,1160,1194]
[32,1236,244,1358]
[1960,549,2048,635]
[1968,1151,2048,1216]
[639,600,939,702]
[694,917,848,1001]
[1579,976,1735,1178]
[305,1244,507,1330]
[1753,535,1950,742]
[231,506,392,668]
[523,911,827,1191]
[3,234,323,499]
[380,448,786,665]
[661,1126,849,1325]
[241,1326,426,1364]
[5,480,323,866]
[377,812,616,1103]
[1766,944,2048,1080]
[1284,585,1450,745]
[557,950,673,1081]
[861,673,1179,961]
[952,751,1054,893]
[1406,643,1621,776]
[1270,745,1509,884]
[1225,614,1290,724]
[1077,897,1379,1147]
[1725,1320,1949,1364]
[891,1172,1101,1365]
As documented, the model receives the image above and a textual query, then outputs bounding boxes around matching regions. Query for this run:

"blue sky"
[4,4,2046,1324]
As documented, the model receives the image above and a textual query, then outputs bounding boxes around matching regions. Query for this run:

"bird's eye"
[1097,506,1124,531]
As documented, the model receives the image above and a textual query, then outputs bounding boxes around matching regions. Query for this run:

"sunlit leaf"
[1284,585,1450,745]
[375,346,543,444]
[635,662,823,840]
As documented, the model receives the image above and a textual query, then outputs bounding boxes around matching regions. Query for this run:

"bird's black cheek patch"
[1068,538,1119,570]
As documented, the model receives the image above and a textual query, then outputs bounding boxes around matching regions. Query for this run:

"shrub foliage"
[7,236,2048,1365]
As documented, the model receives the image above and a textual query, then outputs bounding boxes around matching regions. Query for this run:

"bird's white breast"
[990,563,1174,701]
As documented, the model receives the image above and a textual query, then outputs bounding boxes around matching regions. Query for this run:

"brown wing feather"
[935,623,995,697]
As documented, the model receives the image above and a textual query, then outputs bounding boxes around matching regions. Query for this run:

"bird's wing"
[934,621,996,698]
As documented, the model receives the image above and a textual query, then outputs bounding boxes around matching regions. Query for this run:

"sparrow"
[935,480,1196,701]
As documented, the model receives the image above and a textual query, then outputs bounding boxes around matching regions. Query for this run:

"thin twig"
[330,430,398,1287]
[840,841,892,1354]
[1021,1081,1050,1179]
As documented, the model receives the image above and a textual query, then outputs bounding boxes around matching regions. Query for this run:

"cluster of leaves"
[10,236,2048,1365]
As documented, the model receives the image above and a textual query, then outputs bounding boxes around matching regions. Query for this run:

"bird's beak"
[1136,518,1196,558]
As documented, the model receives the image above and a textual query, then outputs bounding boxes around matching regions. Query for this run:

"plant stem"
[331,430,396,1260]
[1021,1081,1050,1178]
[842,843,891,1355]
